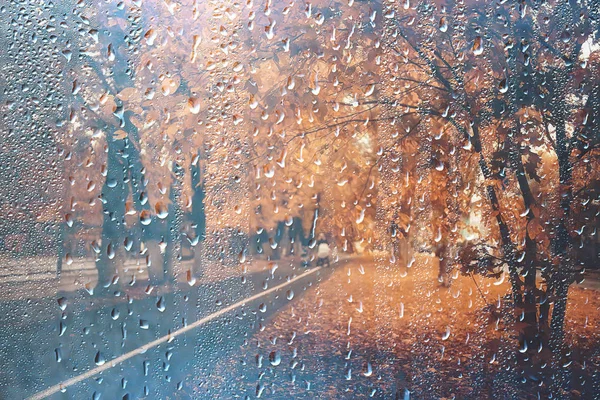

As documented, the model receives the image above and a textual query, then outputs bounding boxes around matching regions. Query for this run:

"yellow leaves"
[143,110,160,130]
[396,212,411,229]
[527,218,543,240]
[34,204,61,223]
[116,87,143,114]
[129,115,144,130]
[165,123,179,139]
[484,178,504,193]
[252,58,281,92]
[113,130,128,140]
[313,59,331,80]
[347,45,368,68]
[116,87,138,102]
[99,93,117,120]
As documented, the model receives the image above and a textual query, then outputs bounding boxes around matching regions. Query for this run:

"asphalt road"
[0,258,340,400]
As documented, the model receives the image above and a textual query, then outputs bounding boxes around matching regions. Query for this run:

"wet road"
[0,258,342,400]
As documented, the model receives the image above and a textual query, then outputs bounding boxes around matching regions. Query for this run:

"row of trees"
[47,0,388,290]
[2,0,598,395]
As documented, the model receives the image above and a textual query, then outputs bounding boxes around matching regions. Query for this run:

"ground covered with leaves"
[192,254,600,399]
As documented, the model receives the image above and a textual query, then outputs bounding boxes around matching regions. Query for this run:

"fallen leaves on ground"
[192,254,600,399]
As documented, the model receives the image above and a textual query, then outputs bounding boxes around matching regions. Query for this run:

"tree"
[374,0,600,395]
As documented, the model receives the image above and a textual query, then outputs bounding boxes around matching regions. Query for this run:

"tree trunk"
[95,134,128,293]
[510,131,539,326]
[549,120,574,397]
[477,152,523,306]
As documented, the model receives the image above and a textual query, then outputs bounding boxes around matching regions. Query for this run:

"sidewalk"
[0,254,356,304]
[0,250,358,301]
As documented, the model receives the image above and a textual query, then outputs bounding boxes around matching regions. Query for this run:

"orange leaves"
[526,218,543,240]
[160,75,180,96]
[116,87,138,102]
[99,92,116,119]
[251,58,282,94]
[113,130,128,140]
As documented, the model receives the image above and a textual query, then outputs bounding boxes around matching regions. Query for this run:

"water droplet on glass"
[439,16,448,32]
[140,210,152,225]
[269,350,281,366]
[157,296,166,312]
[94,351,106,366]
[155,202,168,219]
[472,36,483,56]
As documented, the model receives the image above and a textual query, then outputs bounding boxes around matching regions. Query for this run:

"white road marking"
[27,266,322,400]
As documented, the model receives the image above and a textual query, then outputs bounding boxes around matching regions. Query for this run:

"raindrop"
[188,97,201,114]
[144,29,157,45]
[155,202,169,219]
[107,243,115,259]
[57,297,68,311]
[499,78,508,93]
[59,322,67,336]
[519,341,528,353]
[269,350,281,366]
[439,17,448,32]
[256,382,265,397]
[186,270,196,286]
[363,362,373,376]
[442,326,451,340]
[140,210,152,225]
[472,36,483,56]
[157,296,166,312]
[94,351,106,366]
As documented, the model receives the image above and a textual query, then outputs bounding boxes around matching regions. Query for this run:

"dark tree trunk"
[477,151,523,306]
[548,119,575,396]
[549,121,574,339]
[96,134,128,292]
[510,130,539,326]
[95,115,147,293]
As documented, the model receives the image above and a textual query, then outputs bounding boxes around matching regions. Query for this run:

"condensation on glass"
[0,0,598,399]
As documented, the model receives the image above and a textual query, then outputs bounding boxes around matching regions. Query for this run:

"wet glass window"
[1,0,599,399]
